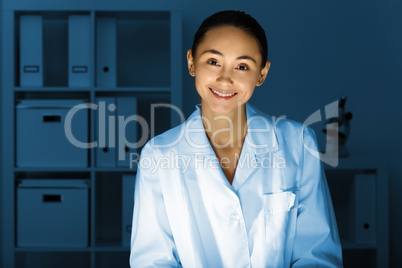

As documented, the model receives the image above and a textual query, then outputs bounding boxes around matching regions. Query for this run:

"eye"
[207,59,220,66]
[236,64,249,71]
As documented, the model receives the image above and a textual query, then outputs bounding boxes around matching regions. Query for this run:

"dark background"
[182,2,402,266]
[1,0,401,266]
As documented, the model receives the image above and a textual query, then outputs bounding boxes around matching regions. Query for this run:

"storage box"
[16,100,89,167]
[17,179,89,247]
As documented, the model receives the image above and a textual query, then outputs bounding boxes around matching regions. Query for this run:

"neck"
[201,104,247,149]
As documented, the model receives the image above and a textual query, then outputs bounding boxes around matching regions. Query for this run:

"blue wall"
[181,1,401,266]
[1,0,401,266]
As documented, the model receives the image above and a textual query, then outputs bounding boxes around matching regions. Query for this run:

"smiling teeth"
[211,88,236,97]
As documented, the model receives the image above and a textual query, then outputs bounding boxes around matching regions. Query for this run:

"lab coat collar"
[244,104,280,155]
[178,104,215,156]
[177,104,282,189]
[179,103,280,157]
[232,104,282,188]
[176,103,283,189]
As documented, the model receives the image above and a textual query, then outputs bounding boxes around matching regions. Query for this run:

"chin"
[205,100,245,116]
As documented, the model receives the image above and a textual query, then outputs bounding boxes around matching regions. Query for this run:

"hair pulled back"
[191,10,268,69]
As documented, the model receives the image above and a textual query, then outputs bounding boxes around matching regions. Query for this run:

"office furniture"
[1,3,182,267]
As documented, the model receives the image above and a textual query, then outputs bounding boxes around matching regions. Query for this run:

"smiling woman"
[130,10,343,268]
[186,24,271,182]
[188,25,270,118]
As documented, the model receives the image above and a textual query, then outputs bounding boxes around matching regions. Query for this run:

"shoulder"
[247,104,317,149]
[140,122,185,156]
[249,104,311,136]
[276,117,316,140]
[139,106,203,155]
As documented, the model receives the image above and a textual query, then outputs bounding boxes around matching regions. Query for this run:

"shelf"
[324,159,389,267]
[95,174,123,248]
[15,86,172,92]
[324,155,387,170]
[14,167,137,172]
[15,247,91,252]
[94,247,130,252]
[14,167,91,172]
[94,167,136,172]
[342,248,377,268]
[341,239,377,250]
[3,7,182,268]
[94,251,130,268]
[95,87,172,93]
[14,246,130,252]
[15,251,91,268]
[15,87,92,92]
[94,238,128,251]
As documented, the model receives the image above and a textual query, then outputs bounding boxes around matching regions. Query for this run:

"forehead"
[197,26,261,58]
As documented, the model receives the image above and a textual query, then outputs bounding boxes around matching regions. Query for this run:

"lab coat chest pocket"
[263,191,298,250]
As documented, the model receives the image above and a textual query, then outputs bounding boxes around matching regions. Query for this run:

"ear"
[256,60,271,86]
[187,49,195,77]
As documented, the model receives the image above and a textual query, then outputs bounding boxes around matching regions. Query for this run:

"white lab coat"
[130,104,343,268]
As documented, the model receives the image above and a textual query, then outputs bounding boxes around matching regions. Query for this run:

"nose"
[216,67,233,86]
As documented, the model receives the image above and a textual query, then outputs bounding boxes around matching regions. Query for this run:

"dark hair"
[191,10,268,69]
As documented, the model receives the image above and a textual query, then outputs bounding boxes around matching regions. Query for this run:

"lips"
[209,87,237,99]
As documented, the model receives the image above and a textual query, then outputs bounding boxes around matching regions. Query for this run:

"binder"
[116,97,138,167]
[122,174,135,246]
[20,15,43,86]
[352,174,376,244]
[68,15,91,87]
[96,97,116,167]
[96,17,117,87]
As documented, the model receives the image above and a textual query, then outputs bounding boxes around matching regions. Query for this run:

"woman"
[130,10,342,267]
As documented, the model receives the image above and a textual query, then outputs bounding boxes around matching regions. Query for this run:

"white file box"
[17,179,89,247]
[16,100,89,167]
[68,15,91,87]
[20,15,43,86]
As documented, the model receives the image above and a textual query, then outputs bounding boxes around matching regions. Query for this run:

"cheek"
[196,65,216,79]
[194,74,208,97]
[194,68,215,89]
[235,73,260,89]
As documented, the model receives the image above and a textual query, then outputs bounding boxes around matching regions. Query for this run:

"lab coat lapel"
[232,104,282,189]
[179,104,283,189]
[178,106,230,187]
[178,105,212,157]
[231,138,257,190]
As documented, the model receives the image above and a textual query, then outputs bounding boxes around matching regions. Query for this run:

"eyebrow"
[200,49,257,64]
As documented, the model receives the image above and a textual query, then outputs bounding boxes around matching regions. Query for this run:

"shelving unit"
[325,155,389,268]
[1,4,182,268]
